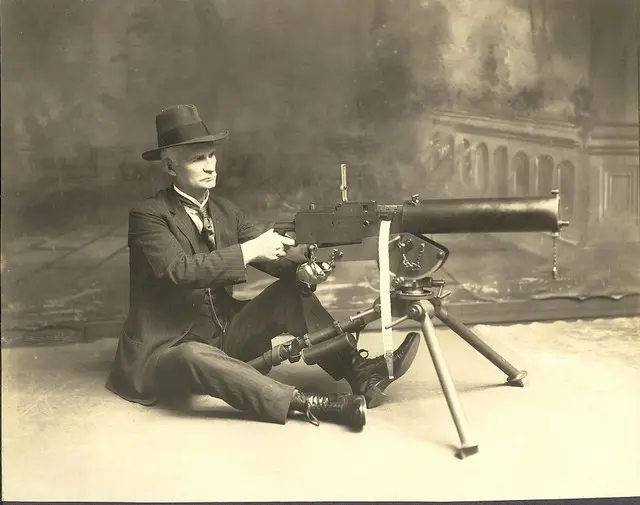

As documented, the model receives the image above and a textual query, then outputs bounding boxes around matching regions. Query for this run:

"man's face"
[171,144,218,195]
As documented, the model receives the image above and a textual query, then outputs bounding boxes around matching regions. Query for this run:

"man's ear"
[166,160,177,177]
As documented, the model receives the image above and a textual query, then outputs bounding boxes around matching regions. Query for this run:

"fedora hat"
[142,104,229,161]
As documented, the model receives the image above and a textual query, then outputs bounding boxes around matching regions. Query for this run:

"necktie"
[176,196,217,251]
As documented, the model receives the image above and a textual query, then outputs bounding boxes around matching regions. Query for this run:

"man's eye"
[208,151,216,158]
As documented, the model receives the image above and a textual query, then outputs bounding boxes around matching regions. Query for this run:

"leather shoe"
[290,390,366,431]
[345,331,421,408]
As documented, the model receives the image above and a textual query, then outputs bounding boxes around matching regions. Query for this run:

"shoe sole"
[366,332,421,408]
[351,395,367,431]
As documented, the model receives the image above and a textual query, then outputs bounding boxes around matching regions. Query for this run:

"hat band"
[158,121,211,148]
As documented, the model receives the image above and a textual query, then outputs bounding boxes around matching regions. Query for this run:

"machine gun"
[250,164,570,459]
[273,164,568,264]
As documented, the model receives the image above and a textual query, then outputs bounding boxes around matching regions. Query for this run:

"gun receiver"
[274,193,568,248]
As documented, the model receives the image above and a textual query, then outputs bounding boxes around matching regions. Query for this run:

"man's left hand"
[296,261,332,286]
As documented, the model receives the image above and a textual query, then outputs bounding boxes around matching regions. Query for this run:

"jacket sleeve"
[129,206,248,289]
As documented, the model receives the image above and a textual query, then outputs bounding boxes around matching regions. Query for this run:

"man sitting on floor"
[106,104,420,430]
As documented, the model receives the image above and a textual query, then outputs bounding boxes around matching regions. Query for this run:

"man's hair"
[160,146,184,174]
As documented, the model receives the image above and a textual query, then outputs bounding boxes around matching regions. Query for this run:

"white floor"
[2,317,639,502]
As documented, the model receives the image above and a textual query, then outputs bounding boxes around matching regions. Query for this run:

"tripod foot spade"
[506,370,527,387]
[455,444,479,459]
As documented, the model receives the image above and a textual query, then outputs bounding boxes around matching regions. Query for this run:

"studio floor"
[2,316,639,502]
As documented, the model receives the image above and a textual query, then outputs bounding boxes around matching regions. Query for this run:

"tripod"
[248,274,526,459]
[385,276,526,459]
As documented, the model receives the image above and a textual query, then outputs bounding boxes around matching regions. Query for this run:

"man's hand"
[240,229,296,264]
[296,261,333,286]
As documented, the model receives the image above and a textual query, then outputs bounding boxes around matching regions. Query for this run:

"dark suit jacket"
[106,186,301,405]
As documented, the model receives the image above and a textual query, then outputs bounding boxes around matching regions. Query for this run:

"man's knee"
[262,278,297,296]
[261,278,318,305]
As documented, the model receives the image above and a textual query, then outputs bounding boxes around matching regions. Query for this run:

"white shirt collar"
[173,185,209,209]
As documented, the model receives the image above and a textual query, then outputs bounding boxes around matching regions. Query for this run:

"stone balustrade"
[427,110,639,245]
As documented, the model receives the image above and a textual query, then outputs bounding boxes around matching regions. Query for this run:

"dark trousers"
[155,279,355,424]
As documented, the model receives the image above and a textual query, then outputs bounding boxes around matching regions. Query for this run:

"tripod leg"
[436,307,527,387]
[420,314,479,459]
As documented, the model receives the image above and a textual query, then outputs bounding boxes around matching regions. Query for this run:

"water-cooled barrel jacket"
[105,186,301,405]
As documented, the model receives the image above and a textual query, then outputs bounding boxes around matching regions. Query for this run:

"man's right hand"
[240,229,296,264]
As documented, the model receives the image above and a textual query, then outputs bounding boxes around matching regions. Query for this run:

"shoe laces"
[348,349,386,393]
[302,399,320,427]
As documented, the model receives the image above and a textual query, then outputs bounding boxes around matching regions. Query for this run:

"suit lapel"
[164,188,200,252]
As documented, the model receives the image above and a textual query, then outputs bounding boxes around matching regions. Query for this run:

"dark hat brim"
[141,130,229,161]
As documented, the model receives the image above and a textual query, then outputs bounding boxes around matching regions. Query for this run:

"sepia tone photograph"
[1,0,639,502]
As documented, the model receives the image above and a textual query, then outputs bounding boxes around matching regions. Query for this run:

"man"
[106,104,420,430]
